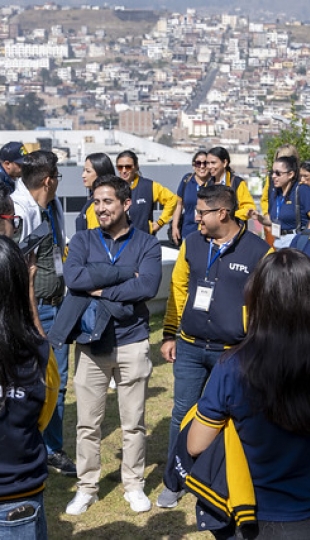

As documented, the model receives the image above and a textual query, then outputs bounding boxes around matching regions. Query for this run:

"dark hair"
[197,184,238,219]
[0,236,44,403]
[300,161,310,174]
[92,174,131,203]
[207,146,232,173]
[238,249,310,433]
[192,150,208,164]
[116,150,139,168]
[274,155,299,183]
[22,150,58,190]
[85,153,115,177]
[0,180,13,215]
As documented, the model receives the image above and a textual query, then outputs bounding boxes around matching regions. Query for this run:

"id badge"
[193,280,214,311]
[271,221,281,238]
[53,245,63,276]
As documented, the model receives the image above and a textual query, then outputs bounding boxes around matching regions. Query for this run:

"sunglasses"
[193,160,207,168]
[0,215,21,230]
[117,164,134,171]
[272,170,291,177]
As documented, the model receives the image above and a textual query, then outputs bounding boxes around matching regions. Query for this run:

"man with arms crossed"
[60,176,162,515]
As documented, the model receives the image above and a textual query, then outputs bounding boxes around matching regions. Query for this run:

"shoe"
[109,377,117,389]
[156,487,186,508]
[124,490,152,513]
[47,450,77,477]
[66,490,98,515]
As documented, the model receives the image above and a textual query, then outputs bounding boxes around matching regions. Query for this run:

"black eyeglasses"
[195,208,220,217]
[51,173,62,181]
[117,164,134,171]
[193,160,207,168]
[0,215,21,229]
[272,170,291,177]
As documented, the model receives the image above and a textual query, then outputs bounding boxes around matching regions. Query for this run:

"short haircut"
[197,184,238,219]
[0,181,13,215]
[92,174,132,203]
[22,151,58,191]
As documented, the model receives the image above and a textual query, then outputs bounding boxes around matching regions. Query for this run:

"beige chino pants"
[74,340,152,494]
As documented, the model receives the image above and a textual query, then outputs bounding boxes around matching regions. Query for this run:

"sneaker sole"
[66,495,98,516]
[124,493,151,513]
[48,465,77,477]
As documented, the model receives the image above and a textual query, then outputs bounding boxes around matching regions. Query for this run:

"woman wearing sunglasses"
[170,150,210,246]
[251,155,310,249]
[116,150,177,235]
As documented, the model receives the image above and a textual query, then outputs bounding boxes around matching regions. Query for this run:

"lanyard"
[206,238,233,279]
[47,204,58,246]
[276,195,285,220]
[99,228,135,265]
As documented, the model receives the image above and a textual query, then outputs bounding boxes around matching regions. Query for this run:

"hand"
[151,221,160,235]
[88,289,103,297]
[161,340,176,363]
[172,226,181,246]
[27,252,37,288]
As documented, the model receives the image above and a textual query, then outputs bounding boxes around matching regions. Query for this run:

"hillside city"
[0,5,310,167]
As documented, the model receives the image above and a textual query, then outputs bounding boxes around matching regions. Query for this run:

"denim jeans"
[0,492,47,540]
[168,338,222,456]
[38,301,69,455]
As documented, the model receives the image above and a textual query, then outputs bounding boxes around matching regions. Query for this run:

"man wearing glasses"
[12,151,76,478]
[116,150,177,235]
[157,184,272,509]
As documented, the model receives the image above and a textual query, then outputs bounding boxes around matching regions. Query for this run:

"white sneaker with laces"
[66,490,98,515]
[124,490,152,513]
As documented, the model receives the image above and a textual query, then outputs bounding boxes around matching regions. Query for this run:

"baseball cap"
[0,142,28,164]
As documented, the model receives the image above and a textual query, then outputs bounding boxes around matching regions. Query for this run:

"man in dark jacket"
[0,141,28,193]
[61,175,162,516]
[157,184,272,509]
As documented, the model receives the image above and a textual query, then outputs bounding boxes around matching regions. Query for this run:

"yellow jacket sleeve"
[260,175,270,216]
[38,348,60,432]
[152,181,178,227]
[235,181,256,222]
[86,202,99,229]
[163,240,190,336]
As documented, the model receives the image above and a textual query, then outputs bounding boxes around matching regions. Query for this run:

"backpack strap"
[180,172,193,199]
[295,183,302,233]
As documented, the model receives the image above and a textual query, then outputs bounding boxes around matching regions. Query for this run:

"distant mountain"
[4,0,310,21]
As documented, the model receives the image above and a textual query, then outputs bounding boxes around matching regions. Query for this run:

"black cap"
[0,142,28,164]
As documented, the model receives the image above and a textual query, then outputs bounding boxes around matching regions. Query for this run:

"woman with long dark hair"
[0,236,59,539]
[187,249,310,539]
[76,152,115,231]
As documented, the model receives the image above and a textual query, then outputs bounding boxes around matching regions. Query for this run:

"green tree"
[15,93,45,129]
[265,101,310,169]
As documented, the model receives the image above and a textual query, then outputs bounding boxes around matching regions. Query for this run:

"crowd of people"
[0,140,310,539]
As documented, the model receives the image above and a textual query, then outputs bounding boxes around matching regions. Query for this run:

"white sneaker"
[109,377,117,389]
[66,490,98,515]
[124,490,152,513]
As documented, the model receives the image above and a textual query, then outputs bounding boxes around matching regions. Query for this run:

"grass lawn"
[44,314,215,539]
